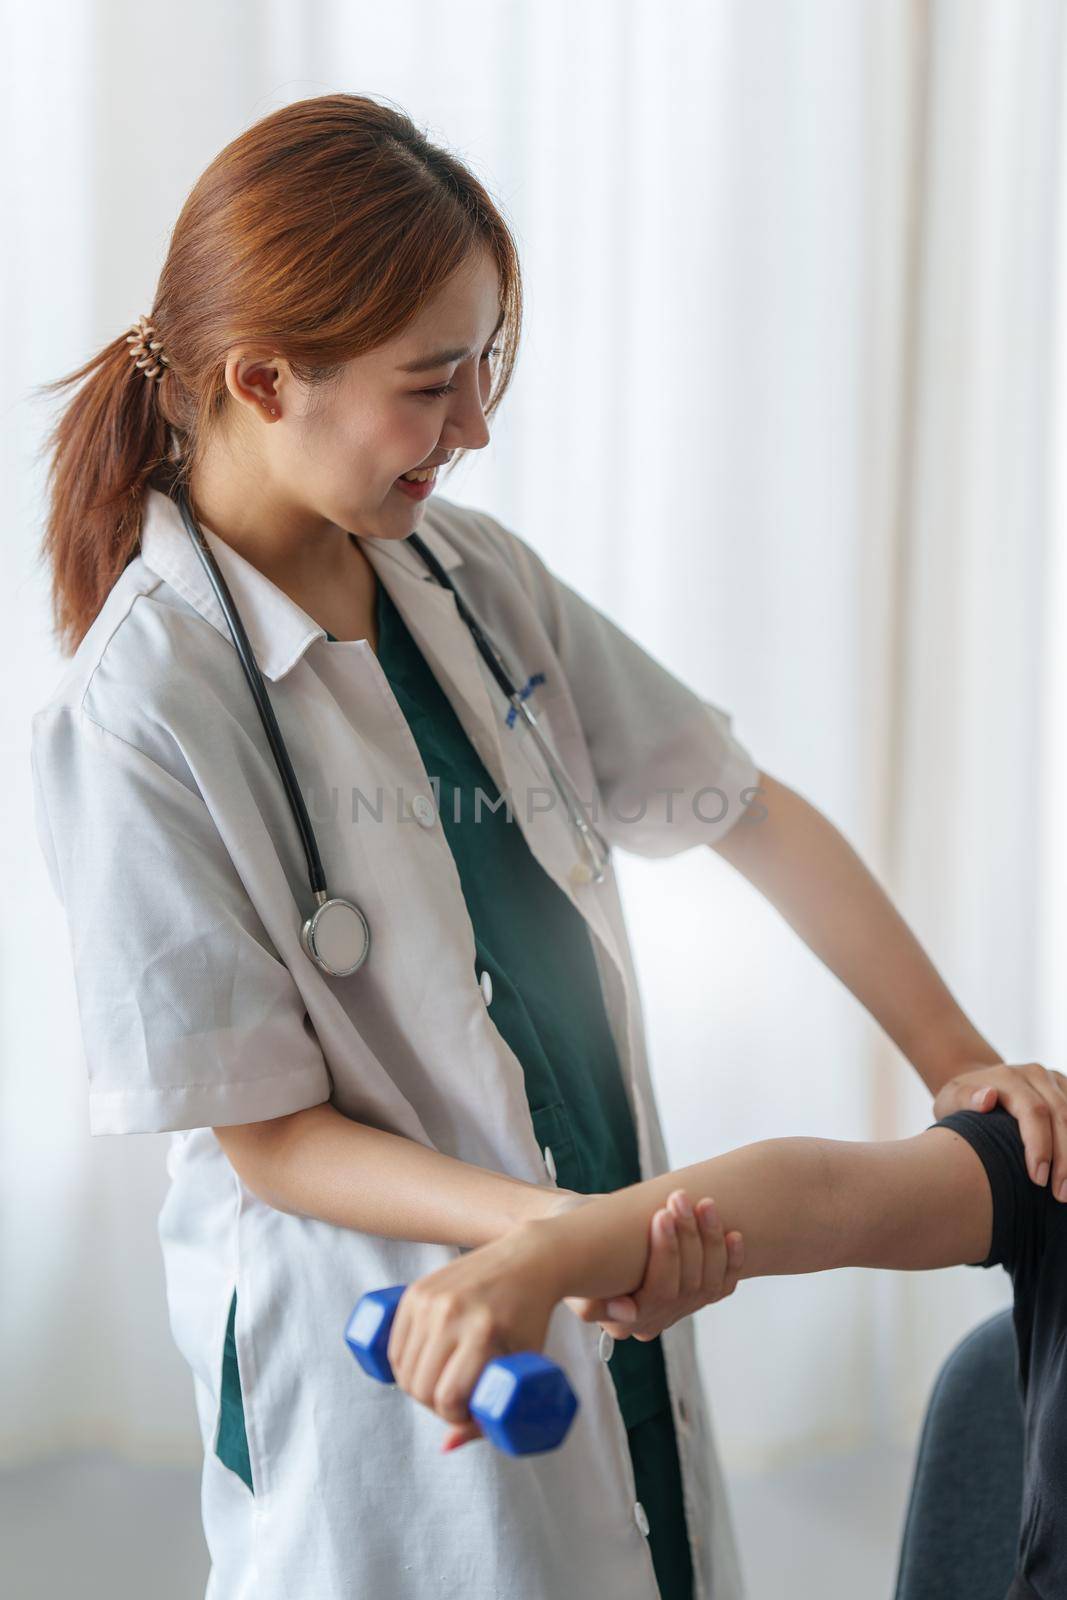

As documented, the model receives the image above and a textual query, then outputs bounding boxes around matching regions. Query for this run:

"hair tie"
[126,314,170,381]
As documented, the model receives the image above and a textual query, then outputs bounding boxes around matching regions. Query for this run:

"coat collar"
[137,486,463,682]
[137,488,624,984]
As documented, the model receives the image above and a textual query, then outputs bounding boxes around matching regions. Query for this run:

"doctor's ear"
[223,351,290,421]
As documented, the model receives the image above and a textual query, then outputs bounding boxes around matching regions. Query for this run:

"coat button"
[479,969,493,1006]
[597,1329,614,1362]
[410,793,436,827]
[633,1501,650,1537]
[543,1145,557,1181]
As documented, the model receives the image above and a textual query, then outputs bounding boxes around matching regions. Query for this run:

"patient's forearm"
[537,1127,993,1305]
[538,1138,838,1301]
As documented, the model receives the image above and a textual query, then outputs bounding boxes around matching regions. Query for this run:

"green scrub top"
[217,574,693,1600]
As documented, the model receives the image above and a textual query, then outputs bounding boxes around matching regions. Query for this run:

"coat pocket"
[214,1287,255,1495]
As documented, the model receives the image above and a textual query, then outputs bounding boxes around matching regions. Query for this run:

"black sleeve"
[932,1107,1046,1283]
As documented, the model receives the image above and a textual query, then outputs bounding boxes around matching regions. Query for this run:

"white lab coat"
[31,486,759,1600]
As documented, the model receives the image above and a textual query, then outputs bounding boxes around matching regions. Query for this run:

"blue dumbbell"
[345,1284,579,1456]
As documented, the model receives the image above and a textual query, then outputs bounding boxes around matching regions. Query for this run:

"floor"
[730,1444,914,1597]
[0,1444,915,1599]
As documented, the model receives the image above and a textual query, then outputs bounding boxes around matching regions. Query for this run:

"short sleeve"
[474,509,762,857]
[31,702,332,1135]
[933,1109,1045,1282]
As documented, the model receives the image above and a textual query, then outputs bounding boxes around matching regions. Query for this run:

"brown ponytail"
[34,93,523,654]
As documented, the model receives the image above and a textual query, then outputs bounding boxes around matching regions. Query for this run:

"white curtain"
[3,0,1064,1480]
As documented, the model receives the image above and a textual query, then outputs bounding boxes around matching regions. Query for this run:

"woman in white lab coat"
[31,93,1067,1600]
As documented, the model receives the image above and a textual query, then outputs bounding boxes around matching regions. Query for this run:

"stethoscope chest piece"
[300,896,371,977]
[174,483,608,980]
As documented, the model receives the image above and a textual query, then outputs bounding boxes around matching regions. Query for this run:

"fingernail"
[606,1299,637,1321]
[1036,1161,1050,1186]
[1059,1179,1067,1203]
[699,1200,720,1230]
[971,1088,989,1107]
[674,1192,693,1218]
[661,1211,676,1237]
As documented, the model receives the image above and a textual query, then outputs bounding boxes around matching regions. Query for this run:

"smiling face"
[211,245,503,551]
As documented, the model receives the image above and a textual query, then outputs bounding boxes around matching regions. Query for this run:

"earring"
[260,400,278,416]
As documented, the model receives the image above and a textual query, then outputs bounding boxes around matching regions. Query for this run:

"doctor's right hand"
[429,1189,745,1453]
[549,1188,745,1343]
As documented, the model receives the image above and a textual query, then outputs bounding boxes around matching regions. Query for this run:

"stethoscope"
[172,483,611,978]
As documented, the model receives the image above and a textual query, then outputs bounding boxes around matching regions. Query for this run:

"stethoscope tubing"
[175,482,330,898]
[171,484,610,974]
[408,529,610,880]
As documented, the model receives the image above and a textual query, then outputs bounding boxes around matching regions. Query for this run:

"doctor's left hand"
[932,1058,1067,1202]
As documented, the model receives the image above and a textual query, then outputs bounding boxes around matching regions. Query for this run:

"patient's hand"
[438,1189,744,1451]
[550,1188,745,1342]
